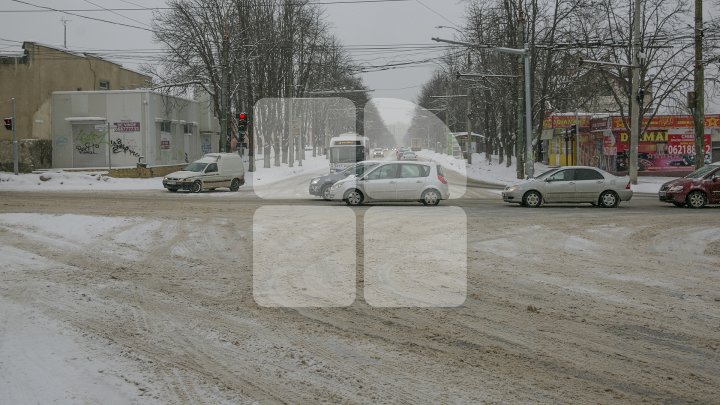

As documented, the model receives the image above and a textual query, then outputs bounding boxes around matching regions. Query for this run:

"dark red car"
[659,162,720,208]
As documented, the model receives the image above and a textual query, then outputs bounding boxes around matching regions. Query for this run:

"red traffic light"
[3,118,12,131]
[238,113,247,120]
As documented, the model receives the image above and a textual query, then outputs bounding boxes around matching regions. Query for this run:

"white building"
[51,90,219,169]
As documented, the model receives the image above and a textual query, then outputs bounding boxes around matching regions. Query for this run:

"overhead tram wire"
[1,0,414,13]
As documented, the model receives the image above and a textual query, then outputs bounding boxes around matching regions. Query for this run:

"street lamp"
[432,37,534,177]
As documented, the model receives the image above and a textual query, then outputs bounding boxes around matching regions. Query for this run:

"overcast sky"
[1,0,468,125]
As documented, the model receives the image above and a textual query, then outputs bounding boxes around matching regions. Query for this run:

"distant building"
[0,42,151,171]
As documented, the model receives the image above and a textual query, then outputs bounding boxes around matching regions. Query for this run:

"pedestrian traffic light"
[238,112,248,133]
[3,118,12,131]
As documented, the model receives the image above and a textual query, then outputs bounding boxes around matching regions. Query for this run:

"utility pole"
[693,0,705,169]
[466,89,473,165]
[220,29,229,153]
[11,98,18,175]
[629,0,642,184]
[516,5,526,179]
[61,18,69,48]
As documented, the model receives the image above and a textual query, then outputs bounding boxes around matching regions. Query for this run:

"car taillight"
[626,181,631,189]
[438,174,447,185]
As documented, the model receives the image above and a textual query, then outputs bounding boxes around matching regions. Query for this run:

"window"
[366,164,398,180]
[160,120,171,133]
[98,80,110,90]
[184,123,193,134]
[575,168,604,181]
[355,164,377,176]
[400,164,429,178]
[205,163,218,173]
[548,169,573,182]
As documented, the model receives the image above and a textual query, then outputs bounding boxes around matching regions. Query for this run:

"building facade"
[0,42,151,171]
[52,91,219,169]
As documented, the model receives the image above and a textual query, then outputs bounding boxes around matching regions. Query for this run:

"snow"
[0,214,135,248]
[0,300,151,405]
[0,151,672,194]
[0,171,162,192]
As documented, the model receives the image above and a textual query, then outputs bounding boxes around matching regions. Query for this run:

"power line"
[9,0,154,32]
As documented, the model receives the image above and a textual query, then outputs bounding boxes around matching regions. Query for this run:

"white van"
[163,153,245,193]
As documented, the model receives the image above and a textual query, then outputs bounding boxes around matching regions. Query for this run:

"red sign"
[667,134,711,156]
[543,115,591,129]
[611,115,720,129]
[114,121,141,132]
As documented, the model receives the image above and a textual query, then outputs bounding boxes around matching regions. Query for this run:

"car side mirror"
[545,178,553,182]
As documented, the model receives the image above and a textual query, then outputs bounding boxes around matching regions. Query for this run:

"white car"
[327,161,449,206]
[163,153,245,193]
[400,152,417,161]
[372,148,384,158]
[502,166,632,208]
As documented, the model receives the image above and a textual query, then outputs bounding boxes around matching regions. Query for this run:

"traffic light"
[238,112,248,133]
[568,124,577,137]
[3,118,12,131]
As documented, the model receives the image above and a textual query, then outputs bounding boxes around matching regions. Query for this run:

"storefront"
[541,114,591,167]
[591,115,720,176]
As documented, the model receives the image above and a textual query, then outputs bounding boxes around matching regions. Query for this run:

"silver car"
[328,161,450,206]
[502,166,633,208]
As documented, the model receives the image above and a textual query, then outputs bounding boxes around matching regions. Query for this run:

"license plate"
[166,181,176,185]
[658,191,666,197]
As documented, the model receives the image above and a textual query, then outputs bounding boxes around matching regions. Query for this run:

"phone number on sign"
[666,144,711,155]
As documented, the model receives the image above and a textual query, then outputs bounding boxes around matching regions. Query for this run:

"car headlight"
[310,178,320,185]
[506,186,518,192]
[668,185,684,193]
[331,182,343,190]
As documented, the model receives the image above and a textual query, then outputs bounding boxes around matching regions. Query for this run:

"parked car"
[372,148,384,158]
[327,161,449,206]
[659,162,720,208]
[401,151,417,161]
[309,161,379,200]
[163,153,245,193]
[502,166,632,208]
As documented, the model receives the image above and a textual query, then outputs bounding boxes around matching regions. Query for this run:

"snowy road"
[0,190,719,403]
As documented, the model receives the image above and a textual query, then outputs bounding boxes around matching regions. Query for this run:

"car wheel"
[686,190,707,208]
[421,189,441,206]
[321,185,332,201]
[345,189,364,206]
[672,202,685,207]
[522,191,542,208]
[230,178,241,191]
[190,180,202,193]
[599,191,619,208]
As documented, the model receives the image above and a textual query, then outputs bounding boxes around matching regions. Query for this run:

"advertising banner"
[606,130,711,173]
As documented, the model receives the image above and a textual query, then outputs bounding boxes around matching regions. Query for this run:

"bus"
[328,132,369,172]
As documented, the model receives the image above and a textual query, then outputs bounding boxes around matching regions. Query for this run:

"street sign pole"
[107,121,112,171]
[11,98,18,175]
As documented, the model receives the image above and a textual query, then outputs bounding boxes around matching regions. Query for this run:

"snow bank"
[0,171,163,192]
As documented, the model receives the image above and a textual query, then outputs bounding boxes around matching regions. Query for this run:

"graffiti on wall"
[110,138,140,157]
[74,129,107,154]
